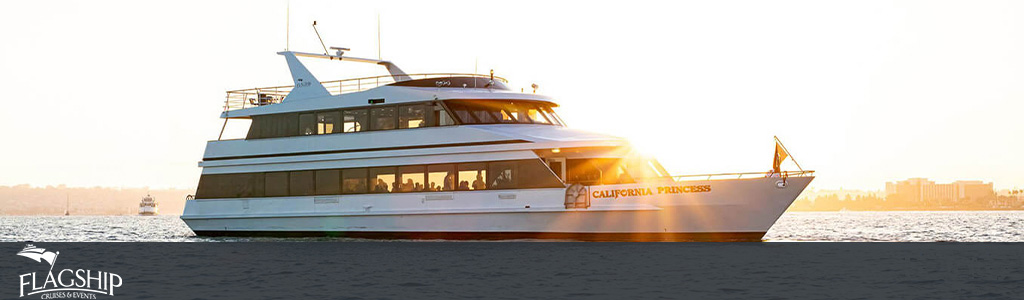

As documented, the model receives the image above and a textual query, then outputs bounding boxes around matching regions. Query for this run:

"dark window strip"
[203,139,531,161]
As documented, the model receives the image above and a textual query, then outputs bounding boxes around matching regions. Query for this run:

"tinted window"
[427,164,456,191]
[488,161,517,189]
[317,111,340,134]
[397,166,426,192]
[289,171,315,196]
[342,168,368,194]
[399,105,427,129]
[370,107,396,131]
[444,100,561,125]
[343,109,368,132]
[195,173,265,199]
[315,169,340,195]
[457,163,488,190]
[369,167,397,193]
[299,113,316,135]
[265,172,289,196]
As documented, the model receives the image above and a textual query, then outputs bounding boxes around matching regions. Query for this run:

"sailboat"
[63,195,70,216]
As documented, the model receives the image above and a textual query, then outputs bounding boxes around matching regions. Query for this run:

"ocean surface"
[3,211,1024,242]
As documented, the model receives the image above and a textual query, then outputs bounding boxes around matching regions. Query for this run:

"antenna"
[285,0,290,50]
[312,21,328,55]
[377,14,382,60]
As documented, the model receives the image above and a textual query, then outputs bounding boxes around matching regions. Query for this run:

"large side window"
[399,105,427,129]
[342,168,368,194]
[315,169,341,195]
[343,109,368,132]
[195,173,265,199]
[289,170,315,196]
[427,164,456,191]
[397,166,426,192]
[488,161,517,189]
[265,172,289,196]
[299,113,316,136]
[457,163,488,190]
[369,167,397,193]
[518,159,566,188]
[370,107,397,131]
[317,111,340,134]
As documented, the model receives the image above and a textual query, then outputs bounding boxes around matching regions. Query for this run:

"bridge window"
[444,100,562,125]
[488,161,517,189]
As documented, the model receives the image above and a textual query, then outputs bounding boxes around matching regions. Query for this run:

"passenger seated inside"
[374,179,389,193]
[459,181,470,190]
[472,171,486,190]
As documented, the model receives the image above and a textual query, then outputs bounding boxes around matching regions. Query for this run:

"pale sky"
[0,0,1021,191]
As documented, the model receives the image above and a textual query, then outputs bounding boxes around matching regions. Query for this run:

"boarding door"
[547,157,566,182]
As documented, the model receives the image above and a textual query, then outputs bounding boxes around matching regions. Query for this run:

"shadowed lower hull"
[192,230,767,242]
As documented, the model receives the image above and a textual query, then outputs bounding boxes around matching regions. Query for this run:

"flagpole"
[774,136,803,172]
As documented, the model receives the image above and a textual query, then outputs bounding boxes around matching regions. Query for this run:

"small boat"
[139,194,158,216]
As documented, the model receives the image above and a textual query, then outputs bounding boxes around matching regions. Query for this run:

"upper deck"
[224,73,509,112]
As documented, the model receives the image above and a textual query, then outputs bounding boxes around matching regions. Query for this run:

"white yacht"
[139,194,158,216]
[180,48,814,241]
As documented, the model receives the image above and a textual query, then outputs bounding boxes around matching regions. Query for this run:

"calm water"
[3,211,1024,242]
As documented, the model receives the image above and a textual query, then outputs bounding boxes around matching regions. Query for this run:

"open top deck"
[224,73,509,112]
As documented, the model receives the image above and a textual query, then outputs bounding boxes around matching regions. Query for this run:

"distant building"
[885,178,993,206]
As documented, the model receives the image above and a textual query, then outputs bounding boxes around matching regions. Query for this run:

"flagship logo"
[16,245,123,299]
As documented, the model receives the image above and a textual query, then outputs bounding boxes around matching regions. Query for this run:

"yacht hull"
[181,176,812,241]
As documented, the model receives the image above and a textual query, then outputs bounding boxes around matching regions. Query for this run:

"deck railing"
[223,73,509,112]
[665,170,815,182]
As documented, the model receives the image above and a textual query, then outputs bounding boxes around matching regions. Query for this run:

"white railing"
[223,73,508,112]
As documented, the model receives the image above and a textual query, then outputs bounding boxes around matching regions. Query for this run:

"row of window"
[244,100,564,140]
[194,159,564,199]
[247,102,454,139]
[446,100,563,126]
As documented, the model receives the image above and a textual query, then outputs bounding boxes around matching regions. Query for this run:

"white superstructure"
[180,48,814,241]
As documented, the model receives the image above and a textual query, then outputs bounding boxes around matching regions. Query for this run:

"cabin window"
[195,173,264,199]
[397,166,426,192]
[370,107,397,131]
[488,161,517,189]
[289,170,315,196]
[369,167,397,193]
[343,109,368,132]
[435,103,456,126]
[342,168,368,194]
[427,164,456,191]
[399,105,427,129]
[265,172,289,196]
[299,113,316,135]
[457,163,488,190]
[444,100,562,126]
[317,111,340,134]
[315,169,341,195]
[566,158,635,185]
[192,159,565,199]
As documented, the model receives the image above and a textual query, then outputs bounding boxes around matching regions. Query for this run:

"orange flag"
[773,140,788,173]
